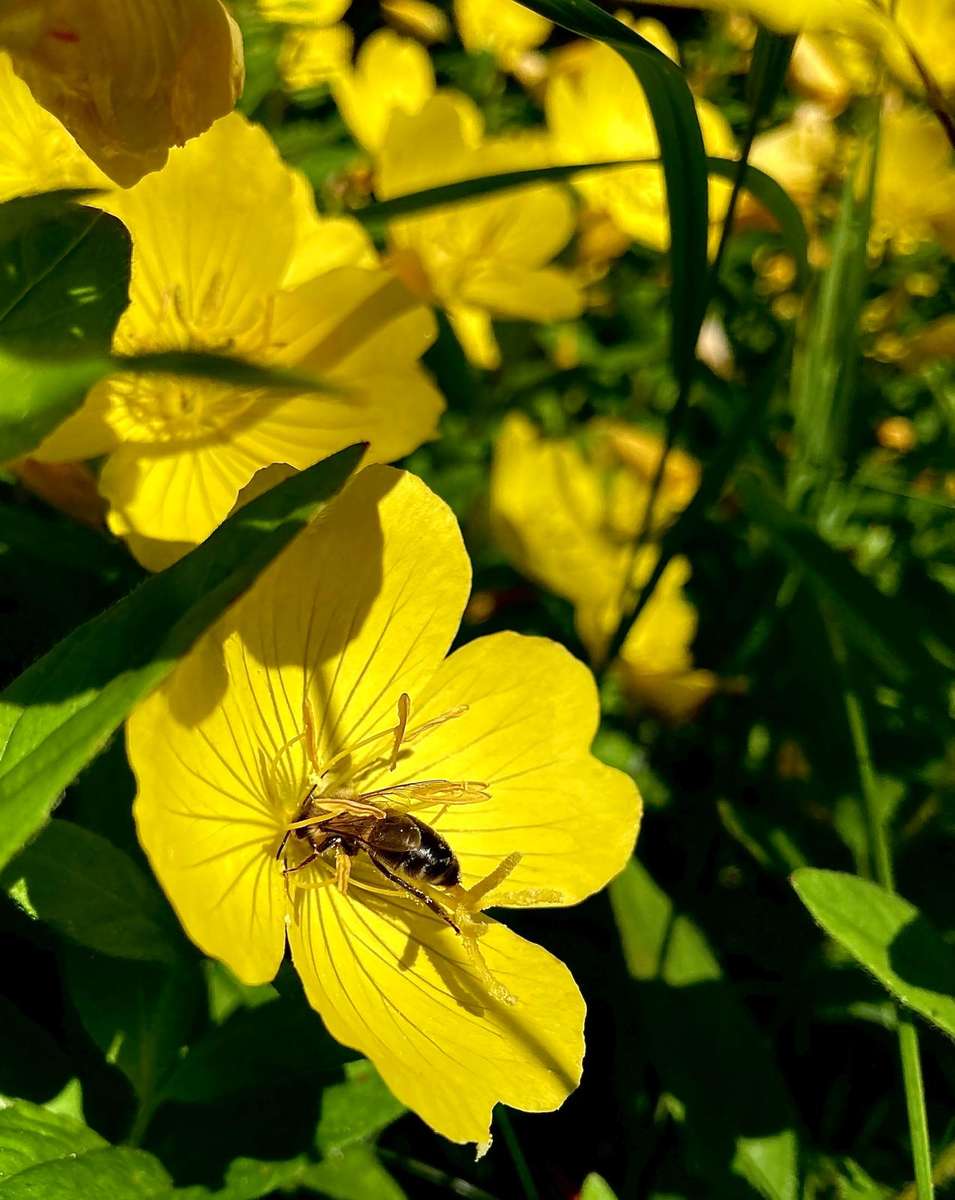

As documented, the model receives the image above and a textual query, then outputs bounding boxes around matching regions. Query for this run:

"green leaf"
[0,193,130,358]
[0,443,362,874]
[516,0,709,383]
[315,1060,406,1155]
[611,861,798,1200]
[792,869,955,1039]
[301,1146,407,1200]
[65,951,204,1105]
[735,469,949,686]
[4,820,182,962]
[0,1099,171,1198]
[355,160,655,227]
[707,158,809,288]
[581,1174,620,1200]
[0,347,343,463]
[162,996,352,1105]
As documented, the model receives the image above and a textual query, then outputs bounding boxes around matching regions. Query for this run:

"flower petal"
[379,632,641,905]
[288,878,583,1143]
[128,632,287,986]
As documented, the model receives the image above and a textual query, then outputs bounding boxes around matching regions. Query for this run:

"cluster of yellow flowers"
[4,0,953,1149]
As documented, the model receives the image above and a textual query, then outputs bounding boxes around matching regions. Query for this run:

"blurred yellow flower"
[646,0,890,39]
[33,114,443,571]
[454,0,551,69]
[0,0,243,187]
[0,50,108,201]
[332,28,434,154]
[872,106,955,255]
[490,413,715,719]
[258,0,353,89]
[376,93,582,369]
[546,32,736,254]
[128,465,640,1143]
[740,104,838,228]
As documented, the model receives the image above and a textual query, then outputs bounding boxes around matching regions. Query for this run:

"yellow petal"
[448,304,500,369]
[381,0,451,44]
[454,0,551,66]
[284,173,376,289]
[381,631,641,904]
[4,0,244,187]
[0,50,108,201]
[31,385,118,464]
[258,0,351,25]
[288,880,584,1143]
[644,0,891,38]
[463,264,582,322]
[332,28,435,153]
[279,23,354,91]
[128,629,287,985]
[96,113,297,353]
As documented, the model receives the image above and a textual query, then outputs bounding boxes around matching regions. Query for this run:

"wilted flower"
[376,93,582,369]
[128,465,641,1143]
[546,26,735,254]
[0,50,108,201]
[490,414,715,720]
[32,114,443,570]
[454,0,551,70]
[332,28,435,154]
[0,0,243,186]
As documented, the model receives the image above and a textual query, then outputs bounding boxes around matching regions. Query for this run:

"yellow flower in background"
[32,114,443,571]
[128,465,641,1144]
[646,0,891,39]
[872,107,955,255]
[886,0,955,96]
[546,29,736,254]
[454,0,551,70]
[740,104,838,228]
[376,93,583,369]
[0,0,243,187]
[332,29,435,154]
[789,33,879,114]
[0,51,108,201]
[490,413,715,719]
[258,0,353,90]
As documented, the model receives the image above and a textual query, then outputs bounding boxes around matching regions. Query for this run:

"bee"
[277,792,464,933]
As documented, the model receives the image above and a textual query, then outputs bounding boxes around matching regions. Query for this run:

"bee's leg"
[283,832,336,876]
[368,855,460,934]
[282,851,319,876]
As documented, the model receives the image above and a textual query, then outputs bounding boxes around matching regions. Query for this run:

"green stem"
[827,615,934,1200]
[497,1111,540,1200]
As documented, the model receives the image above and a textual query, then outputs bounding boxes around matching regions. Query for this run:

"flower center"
[105,374,260,445]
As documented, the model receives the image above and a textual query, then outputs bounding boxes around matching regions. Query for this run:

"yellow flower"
[33,113,443,571]
[0,50,108,201]
[546,32,736,253]
[645,0,891,39]
[332,29,435,154]
[257,0,353,89]
[376,93,583,369]
[741,104,838,228]
[872,106,955,255]
[886,0,955,96]
[490,413,714,718]
[454,0,551,70]
[0,0,243,187]
[128,465,640,1144]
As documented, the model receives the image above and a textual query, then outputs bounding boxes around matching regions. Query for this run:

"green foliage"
[793,870,955,1040]
[0,444,361,874]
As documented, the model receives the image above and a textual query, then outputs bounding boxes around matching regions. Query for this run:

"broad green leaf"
[315,1060,406,1155]
[611,861,798,1200]
[301,1146,407,1200]
[64,951,204,1105]
[0,1146,171,1198]
[355,160,655,226]
[0,193,130,359]
[707,158,809,288]
[0,347,342,463]
[735,469,949,685]
[581,1174,620,1200]
[4,820,182,962]
[0,1098,104,1178]
[0,443,362,873]
[792,869,955,1039]
[516,0,709,383]
[162,996,352,1105]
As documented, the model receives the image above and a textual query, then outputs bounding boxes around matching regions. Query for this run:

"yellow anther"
[389,692,411,771]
